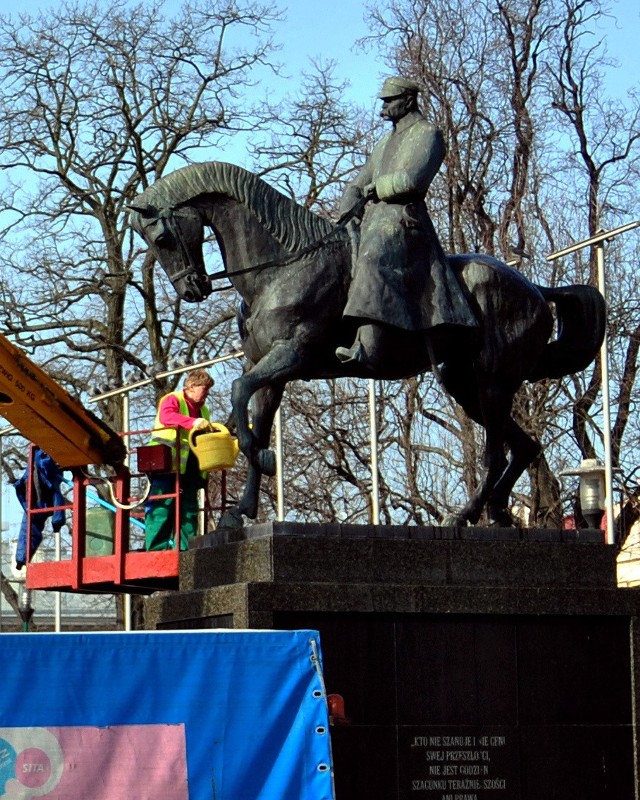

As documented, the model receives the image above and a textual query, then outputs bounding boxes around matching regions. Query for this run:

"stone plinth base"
[144,523,639,799]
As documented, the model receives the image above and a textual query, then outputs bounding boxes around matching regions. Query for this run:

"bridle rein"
[153,194,369,295]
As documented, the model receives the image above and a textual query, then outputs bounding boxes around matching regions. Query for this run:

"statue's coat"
[339,111,477,332]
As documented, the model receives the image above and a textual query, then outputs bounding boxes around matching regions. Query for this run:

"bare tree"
[0,0,282,626]
[249,59,375,214]
[2,0,640,586]
[0,0,281,422]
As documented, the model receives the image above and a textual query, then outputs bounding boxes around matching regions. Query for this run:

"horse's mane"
[134,161,335,253]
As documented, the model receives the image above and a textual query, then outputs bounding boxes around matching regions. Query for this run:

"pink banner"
[0,725,188,799]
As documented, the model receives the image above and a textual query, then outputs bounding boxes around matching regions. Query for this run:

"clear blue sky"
[278,0,640,99]
[592,0,640,97]
[248,0,640,104]
[277,2,381,101]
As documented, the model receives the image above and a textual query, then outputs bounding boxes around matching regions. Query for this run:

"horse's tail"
[527,284,606,382]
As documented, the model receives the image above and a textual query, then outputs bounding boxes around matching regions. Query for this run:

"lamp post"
[577,459,607,530]
[547,219,640,545]
[369,380,380,525]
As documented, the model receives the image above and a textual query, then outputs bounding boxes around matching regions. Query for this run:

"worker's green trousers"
[145,456,203,551]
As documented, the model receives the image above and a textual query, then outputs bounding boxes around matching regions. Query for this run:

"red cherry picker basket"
[22,439,183,594]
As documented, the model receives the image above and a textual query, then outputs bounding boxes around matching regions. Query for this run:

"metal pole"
[0,435,3,633]
[274,407,284,521]
[18,580,33,632]
[54,528,61,632]
[546,220,640,260]
[369,379,380,525]
[122,393,130,464]
[0,430,17,633]
[596,242,615,544]
[87,350,245,405]
[122,393,132,632]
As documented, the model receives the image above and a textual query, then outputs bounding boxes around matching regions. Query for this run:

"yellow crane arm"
[0,335,126,468]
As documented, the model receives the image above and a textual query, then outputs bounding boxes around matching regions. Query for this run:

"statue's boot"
[336,341,365,364]
[335,323,383,366]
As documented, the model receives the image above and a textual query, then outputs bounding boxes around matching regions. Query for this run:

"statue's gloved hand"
[336,189,367,225]
[363,182,378,201]
[192,417,211,430]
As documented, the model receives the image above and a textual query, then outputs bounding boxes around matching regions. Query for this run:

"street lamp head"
[578,458,606,520]
[560,458,606,529]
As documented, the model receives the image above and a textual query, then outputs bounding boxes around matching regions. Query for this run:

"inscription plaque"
[401,727,517,799]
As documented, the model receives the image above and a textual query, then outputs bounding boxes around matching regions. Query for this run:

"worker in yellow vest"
[145,368,214,551]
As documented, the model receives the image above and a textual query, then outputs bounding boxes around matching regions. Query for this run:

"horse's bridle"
[157,206,208,284]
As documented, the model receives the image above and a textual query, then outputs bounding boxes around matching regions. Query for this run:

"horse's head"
[128,202,212,303]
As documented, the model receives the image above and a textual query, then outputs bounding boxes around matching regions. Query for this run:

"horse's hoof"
[442,513,467,527]
[487,509,515,527]
[218,507,244,529]
[257,448,276,476]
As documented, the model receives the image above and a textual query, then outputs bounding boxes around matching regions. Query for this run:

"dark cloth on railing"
[14,449,65,569]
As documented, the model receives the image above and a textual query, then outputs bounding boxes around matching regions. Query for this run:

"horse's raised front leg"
[232,340,303,466]
[238,382,284,519]
[219,340,302,528]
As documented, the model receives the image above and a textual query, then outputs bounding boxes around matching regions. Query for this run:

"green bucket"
[85,507,114,556]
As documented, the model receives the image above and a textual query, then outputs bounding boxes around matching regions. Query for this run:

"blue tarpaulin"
[0,630,334,800]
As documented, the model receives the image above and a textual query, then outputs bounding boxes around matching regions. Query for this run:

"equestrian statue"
[129,77,605,529]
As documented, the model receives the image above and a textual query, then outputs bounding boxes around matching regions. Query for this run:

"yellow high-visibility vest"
[149,391,210,475]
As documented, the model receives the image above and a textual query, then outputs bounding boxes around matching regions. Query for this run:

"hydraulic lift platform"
[23,461,182,594]
[0,334,184,594]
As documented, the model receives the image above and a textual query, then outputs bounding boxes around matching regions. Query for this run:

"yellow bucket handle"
[188,422,231,451]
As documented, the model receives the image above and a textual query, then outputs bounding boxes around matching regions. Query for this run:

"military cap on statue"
[378,76,421,98]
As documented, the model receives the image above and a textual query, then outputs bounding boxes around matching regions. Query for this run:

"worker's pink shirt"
[157,392,204,430]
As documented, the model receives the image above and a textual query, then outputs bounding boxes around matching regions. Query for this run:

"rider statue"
[335,76,478,367]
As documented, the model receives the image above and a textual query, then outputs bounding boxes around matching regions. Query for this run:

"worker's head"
[183,369,214,403]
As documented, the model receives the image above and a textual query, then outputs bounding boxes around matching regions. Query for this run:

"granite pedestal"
[145,523,640,799]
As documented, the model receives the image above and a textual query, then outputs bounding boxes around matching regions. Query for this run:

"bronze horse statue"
[129,161,605,528]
